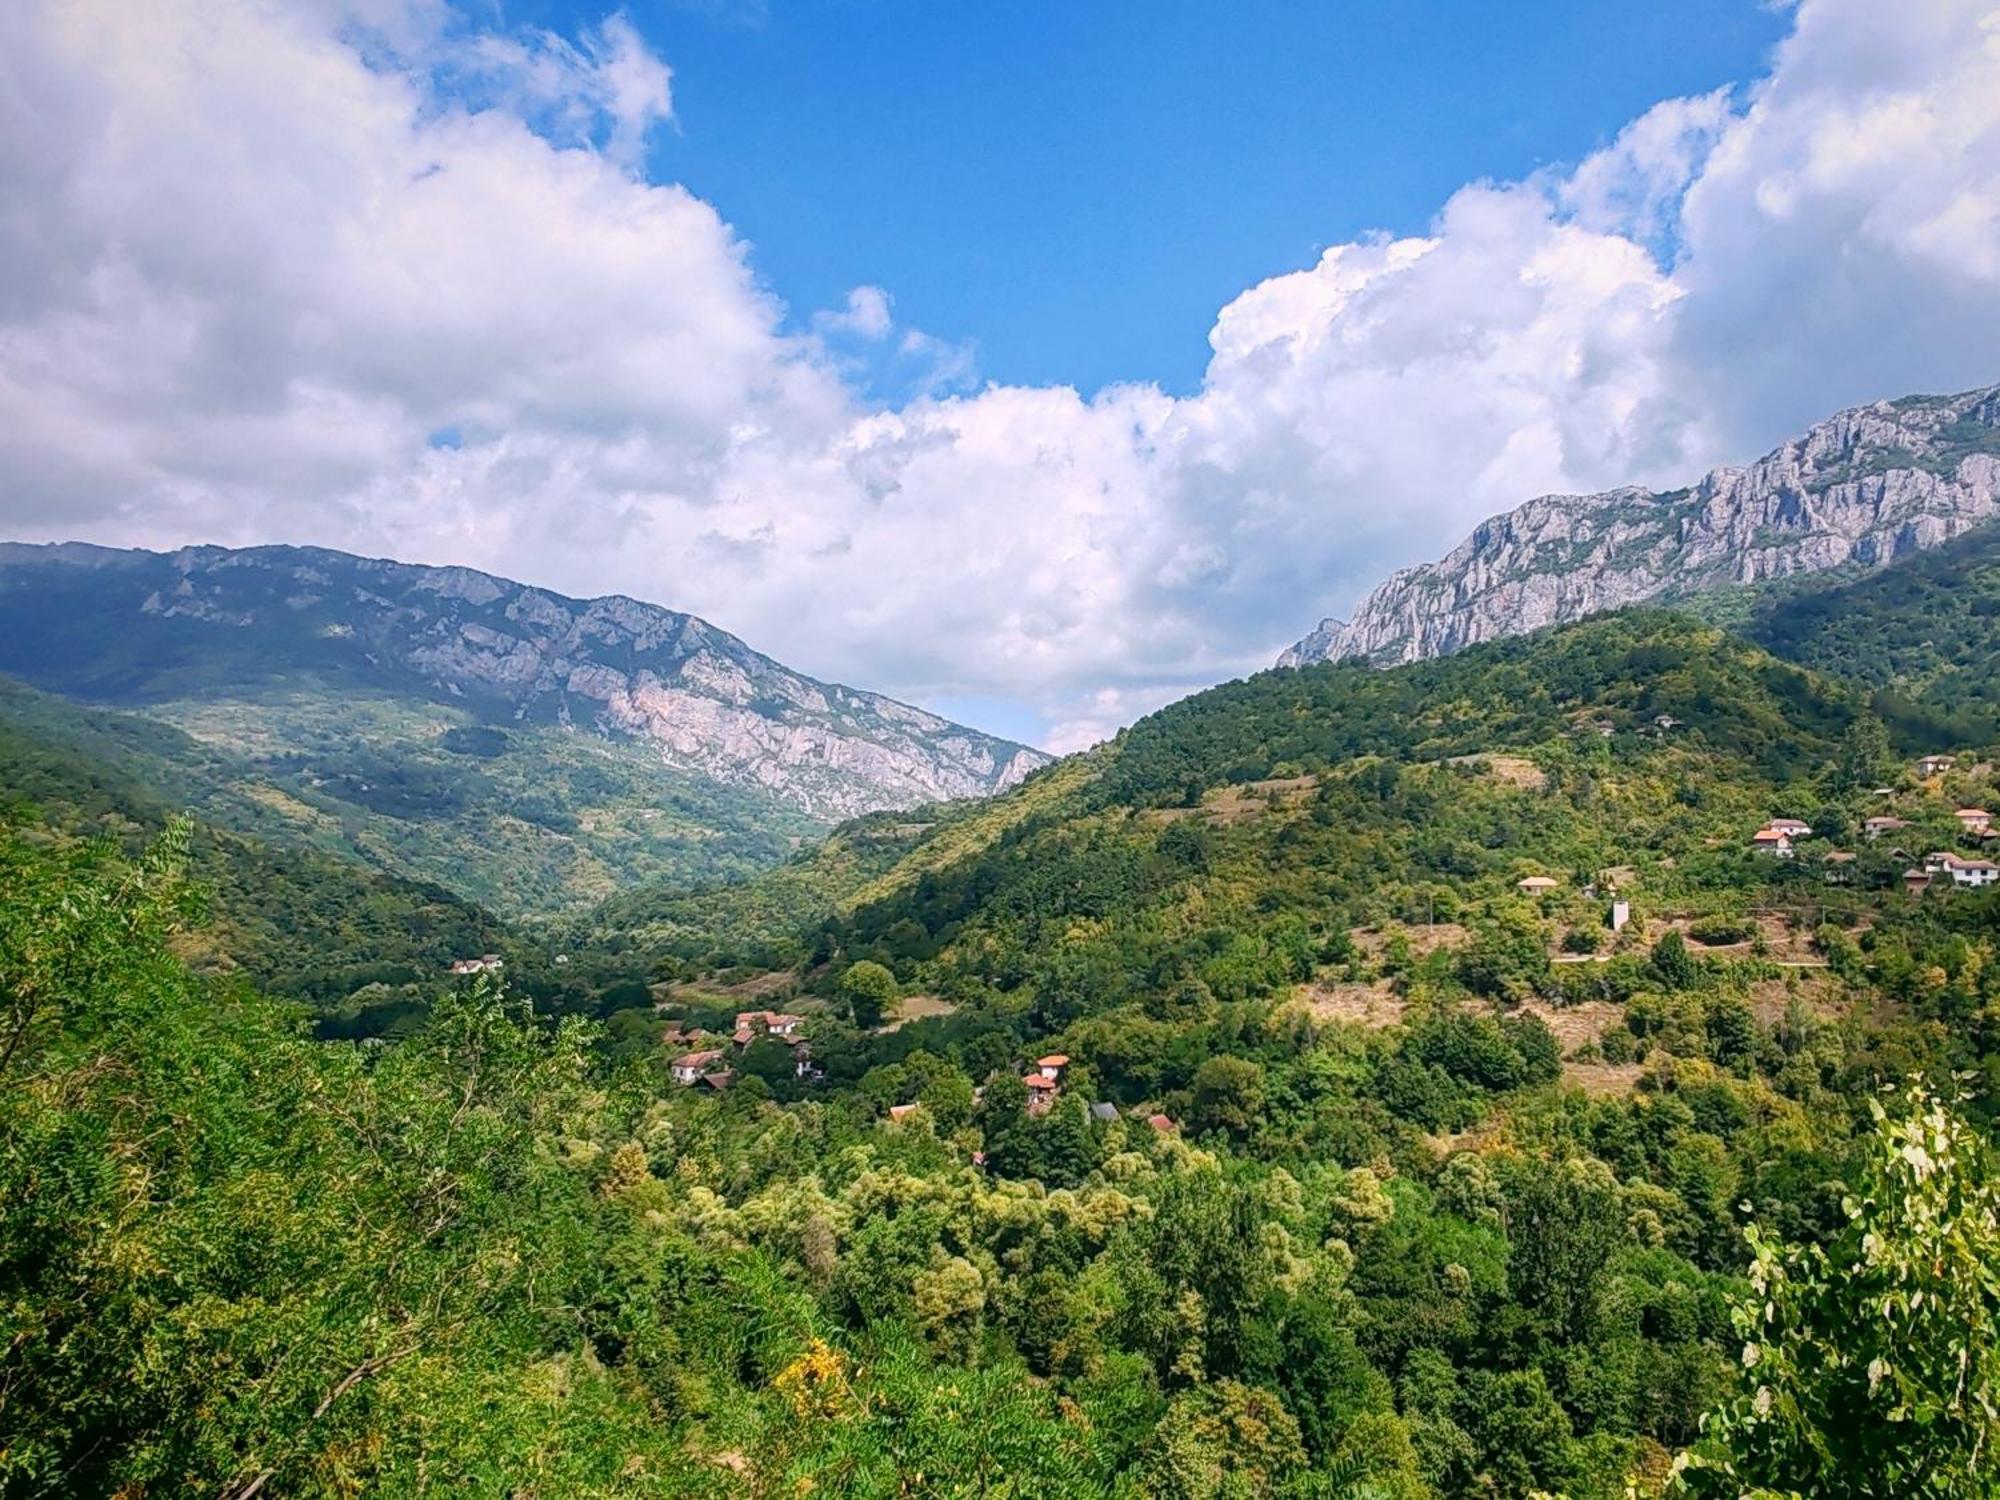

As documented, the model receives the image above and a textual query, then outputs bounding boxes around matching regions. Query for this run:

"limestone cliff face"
[1280,384,2000,668]
[0,541,1050,819]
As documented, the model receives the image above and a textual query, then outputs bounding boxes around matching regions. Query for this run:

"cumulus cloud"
[815,286,895,342]
[2,0,1999,750]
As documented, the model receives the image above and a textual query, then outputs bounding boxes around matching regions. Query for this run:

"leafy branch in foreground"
[1670,1087,2000,1500]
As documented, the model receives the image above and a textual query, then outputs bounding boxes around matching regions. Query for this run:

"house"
[670,1048,724,1086]
[1146,1113,1178,1134]
[1611,900,1631,933]
[1904,868,1934,895]
[1767,818,1812,838]
[1750,828,1794,858]
[1516,875,1559,892]
[1035,1053,1069,1082]
[699,1070,735,1092]
[1864,816,1910,839]
[1956,808,1993,835]
[1023,1074,1059,1116]
[1653,714,1681,731]
[888,1103,920,1123]
[1948,857,2000,889]
[1089,1102,1120,1123]
[1921,852,2000,888]
[1918,755,1957,778]
[734,1010,805,1039]
[448,953,505,976]
[1823,851,1856,885]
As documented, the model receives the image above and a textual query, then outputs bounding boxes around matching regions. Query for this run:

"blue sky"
[10,0,2000,750]
[499,0,1789,396]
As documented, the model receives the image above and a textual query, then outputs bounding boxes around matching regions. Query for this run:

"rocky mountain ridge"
[0,541,1047,820]
[1280,383,2000,668]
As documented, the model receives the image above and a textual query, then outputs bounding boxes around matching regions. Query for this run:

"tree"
[1190,1055,1266,1139]
[839,959,898,1028]
[1139,1380,1306,1499]
[1673,1088,2000,1498]
[1650,929,1699,990]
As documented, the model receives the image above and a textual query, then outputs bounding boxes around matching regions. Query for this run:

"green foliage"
[1746,522,2000,744]
[838,959,898,1028]
[1673,1089,2000,1499]
[12,597,2000,1496]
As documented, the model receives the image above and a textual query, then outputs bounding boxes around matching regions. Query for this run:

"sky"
[3,0,1999,751]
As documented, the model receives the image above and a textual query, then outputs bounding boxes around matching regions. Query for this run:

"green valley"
[8,600,2000,1496]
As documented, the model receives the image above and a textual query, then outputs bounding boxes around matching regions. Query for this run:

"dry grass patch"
[1295,980,1408,1029]
[1445,753,1549,792]
[1350,923,1472,960]
[879,993,959,1032]
[1563,1061,1647,1096]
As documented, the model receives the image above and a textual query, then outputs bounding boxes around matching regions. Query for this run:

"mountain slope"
[1281,382,2000,667]
[1740,521,2000,742]
[0,542,1049,911]
[590,609,1884,976]
[0,679,516,1005]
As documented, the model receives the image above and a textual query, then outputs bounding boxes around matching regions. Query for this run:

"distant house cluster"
[448,953,504,975]
[665,1007,814,1088]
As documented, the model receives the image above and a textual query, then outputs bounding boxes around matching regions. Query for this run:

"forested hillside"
[6,608,2000,1495]
[0,543,1048,914]
[1745,520,2000,742]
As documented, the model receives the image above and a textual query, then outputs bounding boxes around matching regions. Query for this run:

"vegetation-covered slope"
[0,679,517,1007]
[1744,520,2000,742]
[0,541,1047,913]
[7,600,2000,1494]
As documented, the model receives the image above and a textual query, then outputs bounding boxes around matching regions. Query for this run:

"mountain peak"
[1281,381,2000,668]
[0,540,1050,821]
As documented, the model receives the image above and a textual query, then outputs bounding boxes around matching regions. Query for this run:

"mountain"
[1280,382,2000,668]
[0,542,1048,912]
[1740,521,2000,743]
[583,608,1881,974]
[0,676,517,1007]
[15,600,1998,1494]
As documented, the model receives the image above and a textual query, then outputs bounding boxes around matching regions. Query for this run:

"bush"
[1687,915,1754,947]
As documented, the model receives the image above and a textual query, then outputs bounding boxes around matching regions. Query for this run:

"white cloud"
[2,0,1998,751]
[815,285,894,341]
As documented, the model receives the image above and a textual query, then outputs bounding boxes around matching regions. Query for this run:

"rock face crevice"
[1280,384,2000,668]
[0,541,1051,820]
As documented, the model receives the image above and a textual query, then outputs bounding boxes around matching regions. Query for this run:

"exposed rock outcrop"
[0,541,1050,819]
[1281,384,2000,667]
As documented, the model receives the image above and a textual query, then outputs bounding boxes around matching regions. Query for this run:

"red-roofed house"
[1035,1054,1069,1081]
[671,1049,724,1086]
[1147,1113,1177,1134]
[1023,1074,1059,1116]
[1957,808,1993,835]
[1750,828,1794,858]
